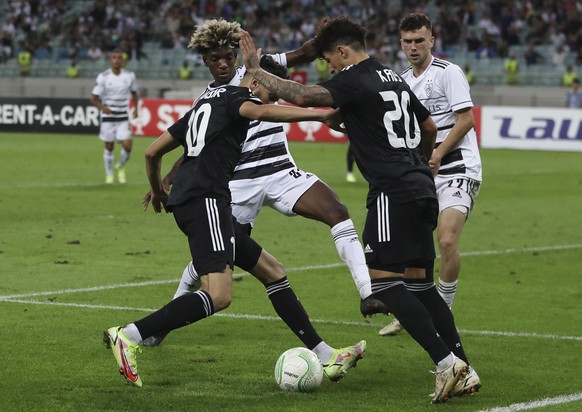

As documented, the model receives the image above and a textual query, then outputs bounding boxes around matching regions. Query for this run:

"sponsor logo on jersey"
[364,244,374,253]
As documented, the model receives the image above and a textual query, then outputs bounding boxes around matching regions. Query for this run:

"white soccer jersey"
[195,56,320,225]
[92,68,138,122]
[400,56,482,182]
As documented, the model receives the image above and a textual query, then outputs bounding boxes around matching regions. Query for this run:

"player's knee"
[325,202,350,226]
[209,290,233,311]
[438,234,458,257]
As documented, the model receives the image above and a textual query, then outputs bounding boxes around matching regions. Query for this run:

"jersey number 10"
[186,103,211,157]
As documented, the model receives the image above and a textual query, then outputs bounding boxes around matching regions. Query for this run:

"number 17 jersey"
[319,57,435,205]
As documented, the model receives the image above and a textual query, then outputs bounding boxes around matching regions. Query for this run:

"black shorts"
[172,197,235,276]
[233,220,262,271]
[363,194,438,272]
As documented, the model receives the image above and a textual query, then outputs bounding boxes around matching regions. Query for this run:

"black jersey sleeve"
[226,87,262,118]
[318,68,357,108]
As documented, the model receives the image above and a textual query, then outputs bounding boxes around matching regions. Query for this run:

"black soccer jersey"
[166,85,261,208]
[319,58,436,204]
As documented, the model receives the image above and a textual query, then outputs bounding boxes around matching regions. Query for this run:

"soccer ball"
[274,347,323,392]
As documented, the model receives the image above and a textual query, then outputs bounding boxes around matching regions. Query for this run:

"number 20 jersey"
[166,85,261,208]
[319,57,435,205]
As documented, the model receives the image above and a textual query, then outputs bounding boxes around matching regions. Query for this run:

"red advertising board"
[131,98,348,143]
[131,98,482,146]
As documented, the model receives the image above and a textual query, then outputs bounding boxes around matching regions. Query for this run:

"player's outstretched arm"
[240,31,334,108]
[239,102,343,133]
[144,131,181,213]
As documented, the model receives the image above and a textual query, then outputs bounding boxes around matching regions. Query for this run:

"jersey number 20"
[186,103,211,157]
[380,90,421,149]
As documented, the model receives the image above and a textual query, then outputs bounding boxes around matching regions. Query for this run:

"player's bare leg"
[293,181,385,316]
[437,207,466,308]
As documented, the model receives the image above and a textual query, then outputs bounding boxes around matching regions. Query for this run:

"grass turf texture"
[1,132,581,411]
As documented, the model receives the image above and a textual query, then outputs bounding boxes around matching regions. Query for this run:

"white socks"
[436,353,455,372]
[438,279,458,308]
[331,219,372,299]
[122,323,143,344]
[117,147,131,169]
[103,149,114,176]
[173,261,200,299]
[311,341,334,364]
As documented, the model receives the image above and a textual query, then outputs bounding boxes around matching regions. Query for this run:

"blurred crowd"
[2,0,582,73]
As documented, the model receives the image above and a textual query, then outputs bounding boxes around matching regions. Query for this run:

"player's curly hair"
[313,16,367,56]
[188,19,242,54]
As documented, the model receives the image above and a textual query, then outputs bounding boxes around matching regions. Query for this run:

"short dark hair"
[259,55,289,102]
[260,55,289,80]
[399,13,432,33]
[313,16,367,56]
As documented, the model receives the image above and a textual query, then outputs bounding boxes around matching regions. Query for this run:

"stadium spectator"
[178,60,192,80]
[241,16,479,403]
[66,60,79,78]
[562,65,578,86]
[315,57,330,81]
[552,44,568,66]
[87,45,103,61]
[91,49,139,185]
[524,42,545,66]
[464,64,475,85]
[17,46,32,76]
[566,78,582,108]
[0,29,14,62]
[504,54,519,84]
[103,20,364,389]
[475,36,496,59]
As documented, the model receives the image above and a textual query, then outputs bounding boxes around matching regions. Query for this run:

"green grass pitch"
[1,132,581,411]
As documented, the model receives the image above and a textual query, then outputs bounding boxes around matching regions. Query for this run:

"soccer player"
[91,49,139,184]
[140,53,367,383]
[149,19,383,318]
[240,17,477,403]
[378,13,483,354]
[103,54,363,389]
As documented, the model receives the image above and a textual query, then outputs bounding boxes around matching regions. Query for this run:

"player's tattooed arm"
[241,31,334,107]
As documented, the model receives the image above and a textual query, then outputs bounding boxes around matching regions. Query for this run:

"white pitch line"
[1,243,581,301]
[1,298,582,342]
[477,392,582,412]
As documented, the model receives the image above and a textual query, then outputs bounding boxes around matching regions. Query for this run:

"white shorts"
[435,176,481,215]
[229,167,319,225]
[99,121,131,142]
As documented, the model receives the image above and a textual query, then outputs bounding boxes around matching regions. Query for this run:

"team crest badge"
[424,80,433,97]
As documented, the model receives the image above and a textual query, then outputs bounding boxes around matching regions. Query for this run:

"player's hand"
[151,190,169,213]
[132,108,138,119]
[323,108,346,134]
[102,106,112,114]
[429,152,441,177]
[144,190,169,213]
[240,31,261,72]
[142,191,153,211]
[298,38,318,62]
